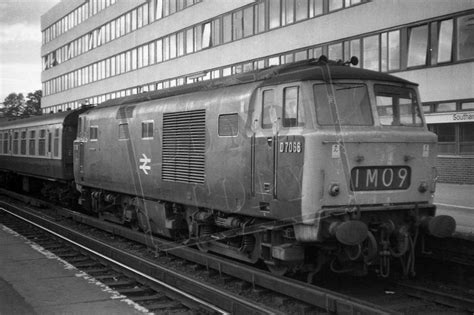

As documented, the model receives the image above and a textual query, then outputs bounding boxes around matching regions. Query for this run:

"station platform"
[0,224,148,315]
[435,183,474,239]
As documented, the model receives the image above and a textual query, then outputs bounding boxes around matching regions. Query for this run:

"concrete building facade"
[40,0,474,183]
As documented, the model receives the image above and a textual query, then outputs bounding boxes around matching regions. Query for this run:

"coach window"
[13,132,19,155]
[283,86,304,127]
[0,133,3,154]
[29,130,36,156]
[90,126,98,140]
[4,132,9,154]
[141,121,153,139]
[53,128,60,157]
[262,89,280,129]
[39,129,46,156]
[20,131,27,155]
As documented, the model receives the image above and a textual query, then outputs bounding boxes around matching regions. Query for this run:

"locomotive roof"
[97,57,417,109]
[0,107,87,129]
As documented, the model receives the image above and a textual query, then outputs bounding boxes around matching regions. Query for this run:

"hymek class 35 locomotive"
[1,57,456,278]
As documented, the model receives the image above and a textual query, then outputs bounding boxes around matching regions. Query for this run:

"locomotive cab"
[284,77,453,277]
[248,62,455,277]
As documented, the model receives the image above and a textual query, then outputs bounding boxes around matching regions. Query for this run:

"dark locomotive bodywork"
[73,59,455,276]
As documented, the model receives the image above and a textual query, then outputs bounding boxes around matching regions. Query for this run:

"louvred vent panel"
[162,109,206,184]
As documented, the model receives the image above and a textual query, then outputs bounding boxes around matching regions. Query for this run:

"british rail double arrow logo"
[139,154,151,175]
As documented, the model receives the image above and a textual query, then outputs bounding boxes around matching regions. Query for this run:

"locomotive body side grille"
[162,109,206,184]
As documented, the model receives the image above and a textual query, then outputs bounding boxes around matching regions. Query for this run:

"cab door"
[253,87,280,201]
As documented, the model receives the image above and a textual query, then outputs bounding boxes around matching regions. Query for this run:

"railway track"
[0,209,231,314]
[1,190,473,314]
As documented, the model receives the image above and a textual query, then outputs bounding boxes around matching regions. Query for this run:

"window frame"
[141,120,154,139]
[90,125,99,141]
[218,113,239,137]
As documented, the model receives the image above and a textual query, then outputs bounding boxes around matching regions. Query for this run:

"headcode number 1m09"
[350,166,411,191]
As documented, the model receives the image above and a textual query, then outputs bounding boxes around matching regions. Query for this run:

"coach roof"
[0,108,85,129]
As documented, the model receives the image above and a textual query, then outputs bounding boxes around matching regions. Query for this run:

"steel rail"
[50,205,396,314]
[397,281,474,312]
[0,203,279,315]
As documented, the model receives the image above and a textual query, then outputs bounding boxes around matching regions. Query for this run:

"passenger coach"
[0,109,87,199]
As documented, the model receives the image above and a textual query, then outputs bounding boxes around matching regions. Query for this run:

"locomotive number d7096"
[350,166,411,191]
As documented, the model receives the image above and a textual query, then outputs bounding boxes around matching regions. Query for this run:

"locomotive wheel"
[266,261,290,276]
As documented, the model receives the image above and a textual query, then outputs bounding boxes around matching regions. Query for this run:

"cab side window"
[90,126,98,140]
[262,89,280,129]
[283,86,304,127]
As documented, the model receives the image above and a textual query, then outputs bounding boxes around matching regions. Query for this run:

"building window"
[202,23,211,49]
[223,14,232,43]
[233,10,243,40]
[431,124,456,154]
[310,0,323,17]
[437,19,453,63]
[407,24,429,67]
[345,39,360,67]
[243,6,254,37]
[328,42,343,61]
[269,0,281,29]
[329,0,343,11]
[457,14,474,61]
[429,123,471,155]
[461,101,474,110]
[460,122,474,154]
[436,102,456,112]
[363,34,379,71]
[295,0,308,21]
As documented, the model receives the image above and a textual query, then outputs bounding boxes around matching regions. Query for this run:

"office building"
[40,0,474,183]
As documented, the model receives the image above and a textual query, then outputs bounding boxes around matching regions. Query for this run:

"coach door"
[253,88,280,201]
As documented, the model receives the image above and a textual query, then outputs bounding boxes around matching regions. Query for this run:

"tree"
[1,90,42,118]
[2,93,25,118]
[23,90,42,117]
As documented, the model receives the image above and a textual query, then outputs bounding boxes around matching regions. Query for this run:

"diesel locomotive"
[0,57,456,278]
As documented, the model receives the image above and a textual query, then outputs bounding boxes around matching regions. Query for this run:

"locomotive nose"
[421,215,456,238]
